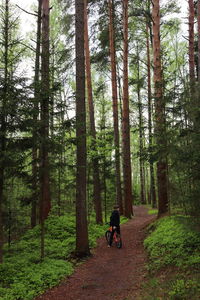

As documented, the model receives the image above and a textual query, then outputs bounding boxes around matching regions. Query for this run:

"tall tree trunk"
[198,0,200,83]
[122,0,133,218]
[0,162,4,263]
[84,0,103,224]
[40,0,51,259]
[75,0,90,257]
[194,0,200,193]
[108,0,123,214]
[50,43,55,139]
[152,0,168,216]
[0,107,5,264]
[0,0,9,264]
[31,0,42,228]
[146,5,157,208]
[99,91,108,223]
[136,44,146,205]
[188,0,195,85]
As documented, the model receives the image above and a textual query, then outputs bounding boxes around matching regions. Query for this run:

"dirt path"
[36,206,156,300]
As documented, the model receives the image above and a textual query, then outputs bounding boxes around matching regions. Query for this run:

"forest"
[0,0,200,299]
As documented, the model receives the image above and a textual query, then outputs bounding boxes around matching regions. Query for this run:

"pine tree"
[108,0,123,213]
[0,0,27,262]
[40,0,51,259]
[31,0,42,228]
[0,0,9,263]
[84,0,103,224]
[75,0,90,257]
[136,44,146,205]
[152,0,168,216]
[198,0,200,82]
[122,0,133,218]
[188,0,195,85]
[146,0,157,208]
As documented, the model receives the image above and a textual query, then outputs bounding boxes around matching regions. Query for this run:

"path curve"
[36,206,156,300]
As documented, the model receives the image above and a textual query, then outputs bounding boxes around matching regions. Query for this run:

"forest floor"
[35,206,156,300]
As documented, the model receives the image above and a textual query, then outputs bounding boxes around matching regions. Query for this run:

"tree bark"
[146,6,157,208]
[188,0,195,85]
[0,0,9,264]
[75,0,90,257]
[31,0,42,228]
[40,0,51,221]
[40,0,51,259]
[84,0,103,224]
[198,0,200,83]
[152,0,168,216]
[122,0,133,218]
[0,158,4,263]
[108,0,123,214]
[136,44,146,205]
[99,91,108,223]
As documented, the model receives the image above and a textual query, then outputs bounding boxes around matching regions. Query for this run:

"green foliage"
[0,213,127,300]
[144,216,200,269]
[1,215,76,299]
[148,209,158,215]
[0,259,73,300]
[168,278,200,299]
[143,215,200,299]
[142,274,200,300]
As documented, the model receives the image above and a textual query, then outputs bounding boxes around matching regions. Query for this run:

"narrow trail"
[36,206,156,300]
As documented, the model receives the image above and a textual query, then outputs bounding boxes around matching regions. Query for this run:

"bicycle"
[105,226,122,249]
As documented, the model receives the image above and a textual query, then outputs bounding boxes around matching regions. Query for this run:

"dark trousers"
[109,226,120,246]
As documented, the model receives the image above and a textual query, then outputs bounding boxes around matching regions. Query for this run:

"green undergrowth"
[0,214,128,300]
[143,204,158,215]
[148,208,158,215]
[142,215,200,299]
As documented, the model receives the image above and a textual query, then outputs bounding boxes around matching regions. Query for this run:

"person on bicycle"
[108,204,120,247]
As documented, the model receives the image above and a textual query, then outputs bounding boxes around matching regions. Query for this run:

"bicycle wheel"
[115,233,122,249]
[105,230,111,245]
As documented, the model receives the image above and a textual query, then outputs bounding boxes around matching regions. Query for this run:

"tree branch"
[16,4,38,17]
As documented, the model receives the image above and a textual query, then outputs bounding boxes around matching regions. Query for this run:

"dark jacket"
[110,210,120,227]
